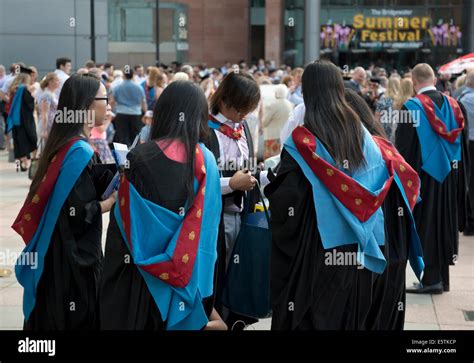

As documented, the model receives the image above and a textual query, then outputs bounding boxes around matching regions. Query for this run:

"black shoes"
[463,228,474,236]
[406,282,444,294]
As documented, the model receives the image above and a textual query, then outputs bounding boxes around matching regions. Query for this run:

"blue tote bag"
[222,185,272,319]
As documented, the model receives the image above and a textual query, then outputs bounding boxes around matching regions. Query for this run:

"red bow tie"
[209,114,244,140]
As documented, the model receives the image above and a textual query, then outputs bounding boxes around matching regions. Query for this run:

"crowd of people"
[1,57,471,167]
[2,54,474,330]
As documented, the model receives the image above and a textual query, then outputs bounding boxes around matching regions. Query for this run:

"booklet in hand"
[101,142,129,200]
[102,137,140,200]
[112,142,129,168]
[101,171,120,200]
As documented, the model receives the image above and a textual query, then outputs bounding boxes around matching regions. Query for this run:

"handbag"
[28,139,44,180]
[221,183,272,319]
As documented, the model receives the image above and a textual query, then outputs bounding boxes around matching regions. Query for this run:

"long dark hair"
[27,73,100,201]
[344,88,387,139]
[149,81,209,206]
[302,60,365,171]
[209,71,260,116]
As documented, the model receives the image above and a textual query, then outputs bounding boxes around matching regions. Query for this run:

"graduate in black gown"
[396,63,470,294]
[100,81,226,330]
[206,72,271,329]
[345,89,423,330]
[266,60,422,330]
[13,74,116,330]
[6,67,37,171]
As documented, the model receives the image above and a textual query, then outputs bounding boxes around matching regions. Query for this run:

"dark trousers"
[112,113,143,147]
[422,264,449,288]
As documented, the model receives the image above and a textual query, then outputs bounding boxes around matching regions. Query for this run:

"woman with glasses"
[13,73,117,330]
[90,94,115,164]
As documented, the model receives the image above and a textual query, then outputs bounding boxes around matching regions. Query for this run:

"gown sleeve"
[395,105,421,172]
[58,162,103,267]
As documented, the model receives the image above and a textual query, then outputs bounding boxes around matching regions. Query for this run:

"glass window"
[108,0,189,63]
[283,0,305,67]
[122,7,153,42]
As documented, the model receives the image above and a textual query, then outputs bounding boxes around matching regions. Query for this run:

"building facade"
[0,0,108,75]
[298,0,474,71]
[0,0,473,74]
[108,0,474,70]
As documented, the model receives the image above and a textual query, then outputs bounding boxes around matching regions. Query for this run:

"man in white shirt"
[287,67,304,105]
[54,57,72,98]
[206,72,270,329]
[133,64,146,84]
[280,102,305,146]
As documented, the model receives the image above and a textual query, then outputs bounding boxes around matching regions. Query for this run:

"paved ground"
[0,148,473,330]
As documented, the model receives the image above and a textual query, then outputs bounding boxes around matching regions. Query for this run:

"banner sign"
[321,9,462,50]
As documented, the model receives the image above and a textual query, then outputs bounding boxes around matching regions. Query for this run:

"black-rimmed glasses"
[94,97,109,104]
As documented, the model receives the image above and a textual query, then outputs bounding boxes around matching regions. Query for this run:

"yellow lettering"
[377,17,392,29]
[366,17,376,29]
[361,29,370,41]
[421,17,430,29]
[410,17,420,29]
[353,14,364,29]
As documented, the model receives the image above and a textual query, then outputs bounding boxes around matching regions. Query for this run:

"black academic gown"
[12,88,37,159]
[99,141,213,330]
[25,155,103,330]
[265,149,374,330]
[357,122,413,330]
[366,184,411,330]
[395,90,470,289]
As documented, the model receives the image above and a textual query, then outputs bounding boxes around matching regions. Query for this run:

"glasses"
[94,97,109,104]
